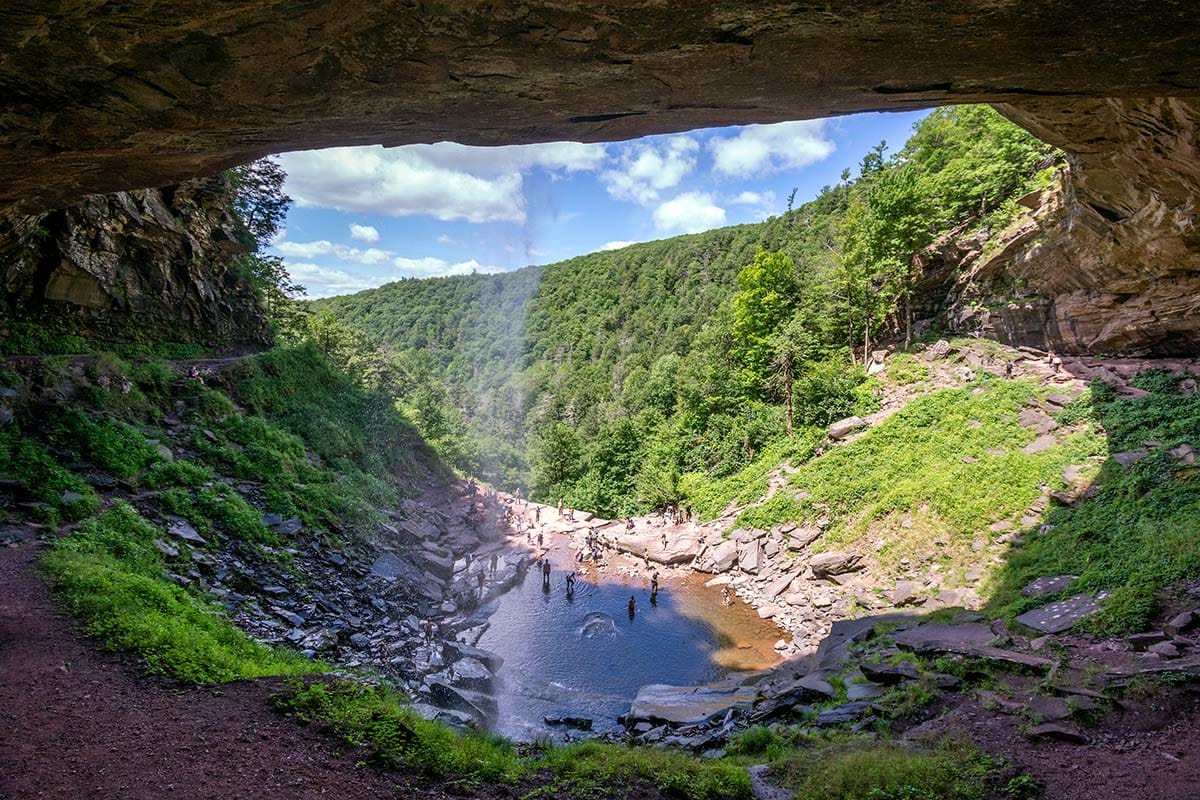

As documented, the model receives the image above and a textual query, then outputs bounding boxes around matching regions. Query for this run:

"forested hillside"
[318,106,1059,516]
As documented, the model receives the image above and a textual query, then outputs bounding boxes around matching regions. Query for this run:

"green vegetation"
[317,106,1058,517]
[41,502,317,683]
[734,378,1103,538]
[278,680,752,798]
[769,739,996,800]
[987,373,1200,634]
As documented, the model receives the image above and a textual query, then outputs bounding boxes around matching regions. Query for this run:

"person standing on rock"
[489,552,499,575]
[1005,362,1014,379]
[661,531,669,552]
[537,531,544,549]
[535,506,541,523]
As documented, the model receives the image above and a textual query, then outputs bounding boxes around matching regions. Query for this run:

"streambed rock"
[627,681,758,727]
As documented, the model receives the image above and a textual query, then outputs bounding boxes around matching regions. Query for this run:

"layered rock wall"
[2,2,1199,212]
[0,177,268,347]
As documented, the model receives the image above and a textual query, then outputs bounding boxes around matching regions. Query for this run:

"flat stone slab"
[1023,434,1058,454]
[1020,575,1078,597]
[1112,449,1149,467]
[628,682,758,727]
[1016,593,1103,633]
[893,622,997,651]
[166,517,206,545]
[816,700,874,726]
[1029,722,1088,744]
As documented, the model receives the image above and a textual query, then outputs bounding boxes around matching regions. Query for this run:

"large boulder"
[628,681,758,727]
[828,416,867,440]
[698,539,739,573]
[809,551,863,577]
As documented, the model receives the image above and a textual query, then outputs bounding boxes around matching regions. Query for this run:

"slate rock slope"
[0,176,268,347]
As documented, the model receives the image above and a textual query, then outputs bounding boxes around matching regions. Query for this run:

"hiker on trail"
[721,587,731,606]
[187,365,204,384]
[628,595,636,619]
[490,552,499,574]
[423,619,435,643]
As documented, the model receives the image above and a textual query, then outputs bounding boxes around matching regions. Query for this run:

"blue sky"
[270,110,931,298]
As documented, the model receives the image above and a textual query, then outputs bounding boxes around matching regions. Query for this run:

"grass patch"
[885,353,931,386]
[0,427,98,519]
[987,373,1200,634]
[737,378,1103,540]
[769,739,995,800]
[45,406,161,479]
[41,502,317,683]
[681,431,823,522]
[276,680,753,799]
[543,740,752,800]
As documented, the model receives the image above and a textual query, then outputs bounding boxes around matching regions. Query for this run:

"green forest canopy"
[315,106,1057,517]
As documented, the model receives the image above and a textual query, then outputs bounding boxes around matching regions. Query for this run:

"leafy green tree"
[228,158,291,249]
[731,249,799,392]
[530,423,583,499]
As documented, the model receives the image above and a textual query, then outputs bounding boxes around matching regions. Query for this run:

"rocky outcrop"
[926,99,1200,356]
[2,4,1200,212]
[0,177,268,347]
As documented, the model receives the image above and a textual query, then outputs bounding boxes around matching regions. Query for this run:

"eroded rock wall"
[921,99,1200,356]
[2,2,1199,212]
[0,177,268,347]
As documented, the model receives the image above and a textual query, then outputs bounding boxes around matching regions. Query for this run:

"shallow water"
[477,540,782,739]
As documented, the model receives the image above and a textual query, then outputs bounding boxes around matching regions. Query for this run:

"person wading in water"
[627,595,637,620]
[542,559,551,592]
[650,572,659,605]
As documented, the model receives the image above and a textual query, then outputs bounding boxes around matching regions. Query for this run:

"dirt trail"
[0,537,452,800]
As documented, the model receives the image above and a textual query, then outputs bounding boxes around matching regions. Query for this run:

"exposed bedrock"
[0,176,268,346]
[1,1,1199,211]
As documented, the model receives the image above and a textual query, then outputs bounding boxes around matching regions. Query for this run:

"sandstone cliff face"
[0,178,268,347]
[2,2,1199,212]
[907,99,1200,357]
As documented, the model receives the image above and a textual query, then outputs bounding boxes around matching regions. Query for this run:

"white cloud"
[278,140,606,224]
[600,240,640,251]
[275,239,393,265]
[730,190,776,207]
[436,234,457,245]
[600,135,699,205]
[285,263,395,299]
[348,223,380,244]
[653,192,727,234]
[709,120,835,177]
